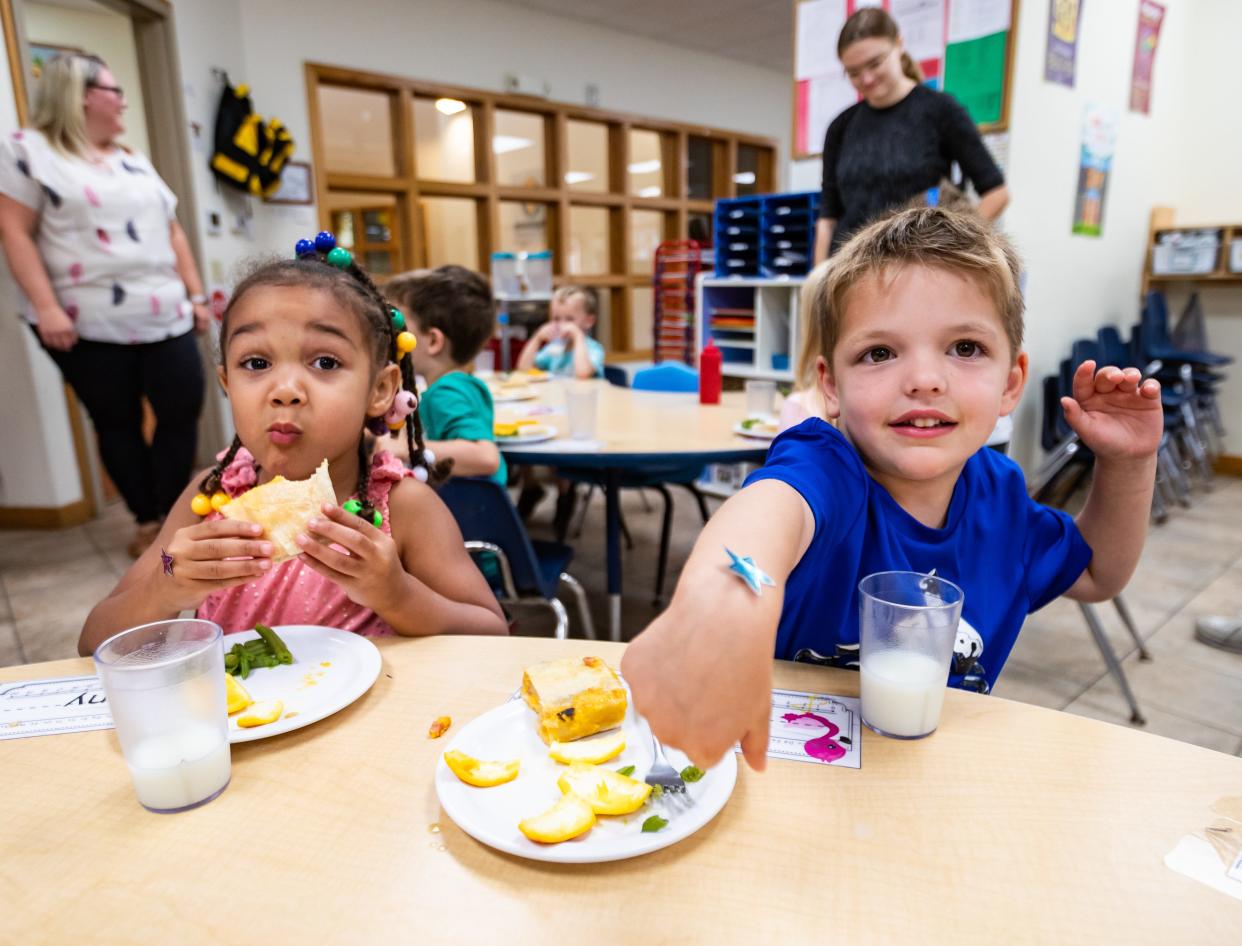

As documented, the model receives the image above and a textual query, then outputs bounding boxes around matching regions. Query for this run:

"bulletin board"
[793,0,1019,159]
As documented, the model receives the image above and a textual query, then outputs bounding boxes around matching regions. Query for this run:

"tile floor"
[3,475,1241,757]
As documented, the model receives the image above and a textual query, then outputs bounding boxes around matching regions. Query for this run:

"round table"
[495,378,770,639]
[2,636,1238,944]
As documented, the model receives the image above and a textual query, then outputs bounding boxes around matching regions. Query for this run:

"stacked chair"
[1029,290,1231,723]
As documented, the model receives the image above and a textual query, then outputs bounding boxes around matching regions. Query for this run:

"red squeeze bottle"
[699,339,722,405]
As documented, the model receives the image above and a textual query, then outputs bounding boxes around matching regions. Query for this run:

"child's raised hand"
[1061,360,1163,461]
[158,519,273,610]
[296,503,407,613]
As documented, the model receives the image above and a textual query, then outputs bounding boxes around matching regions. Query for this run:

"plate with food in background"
[224,625,382,742]
[733,416,780,441]
[435,655,737,863]
[494,422,558,445]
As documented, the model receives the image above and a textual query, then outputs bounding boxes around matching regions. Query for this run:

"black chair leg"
[652,485,674,607]
[681,482,711,523]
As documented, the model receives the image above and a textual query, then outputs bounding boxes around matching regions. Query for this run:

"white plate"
[435,696,737,863]
[733,419,779,441]
[225,625,382,743]
[495,424,558,445]
[490,388,539,403]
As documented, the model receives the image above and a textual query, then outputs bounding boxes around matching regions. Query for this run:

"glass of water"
[94,619,231,813]
[858,571,963,739]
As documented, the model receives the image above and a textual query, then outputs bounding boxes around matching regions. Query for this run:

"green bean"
[255,624,293,663]
[239,649,250,679]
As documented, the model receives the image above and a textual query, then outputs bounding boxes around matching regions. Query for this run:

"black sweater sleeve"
[938,94,1004,195]
[818,105,857,220]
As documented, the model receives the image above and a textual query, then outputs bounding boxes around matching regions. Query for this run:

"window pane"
[735,144,762,196]
[568,206,610,275]
[326,192,401,275]
[420,197,479,269]
[317,86,395,176]
[498,201,548,254]
[494,110,545,187]
[628,129,663,197]
[630,209,664,273]
[412,97,476,183]
[565,120,608,192]
[688,211,713,247]
[630,287,653,353]
[687,136,715,200]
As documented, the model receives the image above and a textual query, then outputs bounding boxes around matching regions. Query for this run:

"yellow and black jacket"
[210,81,295,197]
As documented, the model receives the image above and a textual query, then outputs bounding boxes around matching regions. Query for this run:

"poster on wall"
[1071,103,1118,237]
[1129,0,1165,114]
[1044,0,1083,87]
[943,0,1011,125]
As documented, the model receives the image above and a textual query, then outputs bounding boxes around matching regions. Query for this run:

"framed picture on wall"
[30,42,84,81]
[264,161,314,205]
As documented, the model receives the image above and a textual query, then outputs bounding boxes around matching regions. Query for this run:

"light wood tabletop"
[491,377,773,460]
[3,636,1239,945]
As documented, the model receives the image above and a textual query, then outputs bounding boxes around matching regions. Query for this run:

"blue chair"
[438,478,595,640]
[631,362,699,392]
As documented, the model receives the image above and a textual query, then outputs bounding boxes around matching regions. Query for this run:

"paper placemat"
[741,688,862,768]
[0,675,112,740]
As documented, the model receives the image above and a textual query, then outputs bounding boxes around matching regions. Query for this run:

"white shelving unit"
[694,274,805,383]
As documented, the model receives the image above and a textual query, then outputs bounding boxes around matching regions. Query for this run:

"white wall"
[790,0,1242,466]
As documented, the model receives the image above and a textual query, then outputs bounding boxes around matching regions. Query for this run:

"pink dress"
[197,449,411,636]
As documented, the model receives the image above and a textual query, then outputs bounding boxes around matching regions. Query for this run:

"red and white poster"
[1129,0,1165,114]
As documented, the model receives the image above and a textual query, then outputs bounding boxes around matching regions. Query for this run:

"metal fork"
[644,729,687,794]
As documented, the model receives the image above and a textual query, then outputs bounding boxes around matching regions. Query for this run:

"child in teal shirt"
[385,266,506,485]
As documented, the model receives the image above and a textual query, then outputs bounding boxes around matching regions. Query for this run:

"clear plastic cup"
[858,571,964,740]
[745,379,776,417]
[565,382,599,439]
[94,619,231,812]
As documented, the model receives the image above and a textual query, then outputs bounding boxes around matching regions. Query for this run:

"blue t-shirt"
[534,335,605,377]
[745,419,1093,692]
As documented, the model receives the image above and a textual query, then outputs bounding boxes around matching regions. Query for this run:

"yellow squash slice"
[518,791,596,843]
[236,699,283,728]
[556,762,652,815]
[224,674,252,715]
[548,730,626,765]
[443,749,520,788]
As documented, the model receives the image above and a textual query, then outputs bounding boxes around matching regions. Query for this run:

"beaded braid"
[191,434,244,516]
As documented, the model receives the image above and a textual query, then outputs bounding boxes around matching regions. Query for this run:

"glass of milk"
[858,571,964,739]
[93,619,231,812]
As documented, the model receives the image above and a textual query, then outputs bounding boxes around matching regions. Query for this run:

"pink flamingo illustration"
[781,711,846,763]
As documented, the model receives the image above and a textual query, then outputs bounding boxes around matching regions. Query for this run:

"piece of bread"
[219,459,335,562]
[521,656,627,744]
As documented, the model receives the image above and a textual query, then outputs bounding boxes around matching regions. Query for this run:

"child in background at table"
[516,285,605,379]
[384,265,505,485]
[78,234,508,654]
[622,207,1163,771]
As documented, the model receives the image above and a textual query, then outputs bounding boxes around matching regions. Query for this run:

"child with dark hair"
[384,265,504,483]
[78,234,507,653]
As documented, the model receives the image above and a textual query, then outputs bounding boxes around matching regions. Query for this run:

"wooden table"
[496,379,769,638]
[4,637,1239,945]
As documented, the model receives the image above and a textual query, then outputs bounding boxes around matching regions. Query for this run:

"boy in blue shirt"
[516,285,605,379]
[622,207,1163,771]
[384,266,505,484]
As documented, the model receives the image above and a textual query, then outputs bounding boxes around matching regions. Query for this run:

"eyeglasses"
[843,47,895,82]
[87,82,124,98]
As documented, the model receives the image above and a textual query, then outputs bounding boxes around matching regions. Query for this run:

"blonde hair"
[816,206,1024,366]
[553,285,598,318]
[795,258,833,393]
[31,53,107,157]
[838,8,924,83]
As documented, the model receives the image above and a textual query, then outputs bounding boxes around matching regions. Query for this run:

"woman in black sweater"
[813,9,1009,262]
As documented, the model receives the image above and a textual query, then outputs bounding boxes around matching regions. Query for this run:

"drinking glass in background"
[93,619,231,813]
[858,571,964,739]
[473,348,495,375]
[565,382,599,439]
[745,379,776,417]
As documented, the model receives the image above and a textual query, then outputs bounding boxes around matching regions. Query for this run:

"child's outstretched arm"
[515,322,556,372]
[424,439,501,478]
[621,479,814,772]
[297,478,507,637]
[1060,361,1163,602]
[79,475,275,655]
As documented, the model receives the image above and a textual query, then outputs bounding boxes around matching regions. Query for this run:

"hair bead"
[295,238,316,258]
[210,491,230,511]
[390,307,406,331]
[327,246,352,269]
[396,331,417,353]
[314,231,336,252]
[191,493,212,516]
[342,498,363,515]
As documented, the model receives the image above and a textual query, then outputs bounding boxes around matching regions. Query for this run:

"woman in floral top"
[0,53,210,556]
